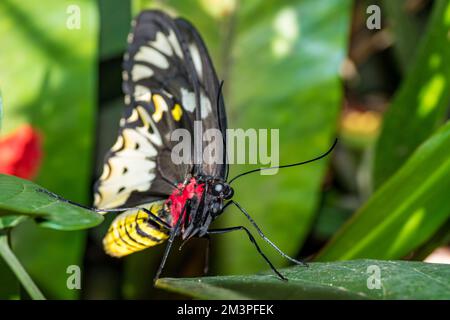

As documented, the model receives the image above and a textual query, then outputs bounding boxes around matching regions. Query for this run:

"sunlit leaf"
[99,0,131,59]
[374,0,450,188]
[381,0,421,72]
[0,174,103,230]
[156,260,450,300]
[317,121,450,261]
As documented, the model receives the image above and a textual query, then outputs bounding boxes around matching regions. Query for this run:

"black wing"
[174,17,228,178]
[94,10,227,209]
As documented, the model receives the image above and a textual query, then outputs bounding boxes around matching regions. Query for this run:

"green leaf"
[156,260,450,300]
[0,215,27,230]
[373,0,450,188]
[381,0,421,73]
[99,0,131,59]
[0,174,103,230]
[316,121,450,261]
[0,0,98,299]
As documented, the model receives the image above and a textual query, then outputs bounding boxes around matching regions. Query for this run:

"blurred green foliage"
[0,94,3,130]
[99,0,131,59]
[381,0,422,72]
[374,0,450,187]
[318,120,450,260]
[0,0,97,298]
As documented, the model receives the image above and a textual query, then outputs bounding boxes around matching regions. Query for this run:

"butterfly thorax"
[165,176,234,239]
[166,177,205,227]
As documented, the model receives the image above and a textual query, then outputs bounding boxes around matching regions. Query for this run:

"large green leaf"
[381,0,421,73]
[156,260,450,299]
[317,121,450,261]
[0,0,98,299]
[135,0,351,276]
[99,0,131,59]
[0,174,101,300]
[373,0,450,188]
[0,174,103,230]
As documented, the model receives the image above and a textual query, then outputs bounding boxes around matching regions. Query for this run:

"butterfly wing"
[94,10,227,210]
[174,17,228,178]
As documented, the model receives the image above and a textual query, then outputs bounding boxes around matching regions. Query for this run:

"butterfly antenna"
[231,200,307,266]
[228,138,338,184]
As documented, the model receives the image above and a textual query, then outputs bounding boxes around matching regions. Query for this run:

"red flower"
[0,124,43,179]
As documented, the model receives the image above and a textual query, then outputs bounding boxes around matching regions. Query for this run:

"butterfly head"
[207,180,233,217]
[211,180,234,201]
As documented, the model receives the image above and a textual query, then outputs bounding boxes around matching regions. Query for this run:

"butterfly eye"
[213,183,224,195]
[223,186,234,200]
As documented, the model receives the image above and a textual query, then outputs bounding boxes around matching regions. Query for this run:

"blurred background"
[0,0,449,299]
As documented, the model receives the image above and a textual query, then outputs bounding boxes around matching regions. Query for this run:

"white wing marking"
[181,88,196,112]
[167,30,183,58]
[189,43,203,80]
[149,31,173,56]
[132,64,154,81]
[134,85,152,102]
[135,46,169,69]
[200,93,212,119]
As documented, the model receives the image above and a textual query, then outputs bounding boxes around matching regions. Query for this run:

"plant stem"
[0,232,45,300]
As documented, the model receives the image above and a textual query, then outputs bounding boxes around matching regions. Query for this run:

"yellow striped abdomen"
[103,201,170,257]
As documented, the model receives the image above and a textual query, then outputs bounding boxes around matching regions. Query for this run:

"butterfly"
[92,10,336,282]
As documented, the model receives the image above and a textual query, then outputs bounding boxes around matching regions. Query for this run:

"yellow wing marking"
[136,105,151,127]
[152,94,168,122]
[171,103,183,121]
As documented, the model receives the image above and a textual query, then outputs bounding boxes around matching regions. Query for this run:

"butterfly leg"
[231,200,307,267]
[37,188,171,229]
[203,235,211,275]
[153,202,188,283]
[37,188,92,210]
[96,207,171,229]
[207,226,287,281]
